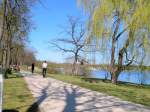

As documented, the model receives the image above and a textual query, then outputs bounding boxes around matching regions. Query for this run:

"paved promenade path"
[24,75,150,112]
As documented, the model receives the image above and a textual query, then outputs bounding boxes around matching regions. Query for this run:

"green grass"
[3,74,36,112]
[48,74,150,107]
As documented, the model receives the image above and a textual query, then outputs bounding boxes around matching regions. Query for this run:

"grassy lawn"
[48,73,150,107]
[3,73,36,112]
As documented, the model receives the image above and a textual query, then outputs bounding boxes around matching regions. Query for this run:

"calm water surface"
[91,70,150,85]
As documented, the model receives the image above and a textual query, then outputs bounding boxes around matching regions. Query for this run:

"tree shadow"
[62,85,95,112]
[61,84,150,112]
[63,86,76,112]
[26,82,51,112]
[25,77,150,112]
[3,109,19,112]
[26,102,39,112]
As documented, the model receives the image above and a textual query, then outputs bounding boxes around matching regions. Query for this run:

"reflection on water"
[91,70,150,85]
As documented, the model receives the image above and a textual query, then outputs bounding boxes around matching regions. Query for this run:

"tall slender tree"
[0,0,36,77]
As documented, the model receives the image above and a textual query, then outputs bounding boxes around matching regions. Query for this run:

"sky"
[27,1,130,65]
[28,0,150,65]
[28,0,88,63]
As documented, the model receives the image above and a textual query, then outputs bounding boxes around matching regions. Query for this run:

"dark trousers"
[31,68,34,74]
[42,68,47,77]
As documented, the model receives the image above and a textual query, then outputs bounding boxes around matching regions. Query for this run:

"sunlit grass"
[3,75,35,112]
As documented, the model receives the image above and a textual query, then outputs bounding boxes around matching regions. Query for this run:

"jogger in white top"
[42,61,48,77]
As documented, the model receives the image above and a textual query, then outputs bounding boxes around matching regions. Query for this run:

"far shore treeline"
[33,61,150,72]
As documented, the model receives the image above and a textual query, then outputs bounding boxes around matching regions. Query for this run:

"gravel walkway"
[24,75,150,112]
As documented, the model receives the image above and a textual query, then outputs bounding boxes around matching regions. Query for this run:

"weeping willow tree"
[79,0,150,84]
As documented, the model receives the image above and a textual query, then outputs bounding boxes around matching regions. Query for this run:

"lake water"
[91,70,150,85]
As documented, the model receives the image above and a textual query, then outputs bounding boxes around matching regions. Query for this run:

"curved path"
[24,75,150,112]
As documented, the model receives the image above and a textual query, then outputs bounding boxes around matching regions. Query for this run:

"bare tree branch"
[50,16,87,74]
[50,42,75,53]
[115,26,128,41]
[124,48,135,66]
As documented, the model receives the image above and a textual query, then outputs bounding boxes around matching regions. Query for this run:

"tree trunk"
[2,49,6,70]
[0,0,7,43]
[2,49,8,78]
[112,50,124,84]
[110,37,116,78]
[111,35,132,84]
[111,72,118,84]
[72,61,76,75]
[0,0,7,74]
[6,47,11,69]
[110,17,120,83]
[72,53,78,75]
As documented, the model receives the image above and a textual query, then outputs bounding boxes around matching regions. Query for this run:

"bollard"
[0,74,3,112]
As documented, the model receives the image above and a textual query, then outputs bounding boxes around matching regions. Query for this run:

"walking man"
[31,63,35,74]
[42,61,48,77]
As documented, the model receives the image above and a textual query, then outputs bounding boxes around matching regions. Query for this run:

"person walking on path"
[42,61,48,78]
[31,63,35,74]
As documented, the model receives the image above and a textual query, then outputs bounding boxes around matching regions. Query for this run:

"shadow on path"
[26,82,51,112]
[63,86,76,112]
[3,109,19,112]
[25,76,150,112]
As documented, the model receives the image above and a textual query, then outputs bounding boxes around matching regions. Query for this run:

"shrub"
[47,67,59,74]
[4,68,12,78]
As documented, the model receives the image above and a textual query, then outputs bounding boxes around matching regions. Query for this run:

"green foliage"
[80,0,150,38]
[0,0,36,69]
[3,68,12,79]
[79,0,150,66]
[5,68,12,74]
